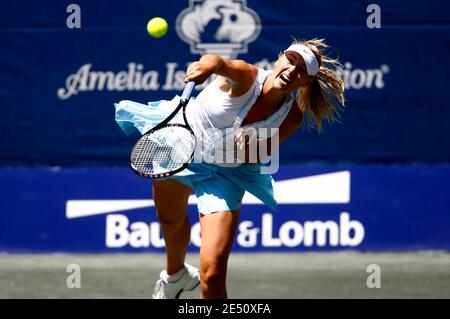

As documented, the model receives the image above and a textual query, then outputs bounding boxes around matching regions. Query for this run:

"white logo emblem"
[66,171,365,248]
[66,171,351,219]
[176,0,261,58]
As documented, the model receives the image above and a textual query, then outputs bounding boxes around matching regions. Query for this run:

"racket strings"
[131,126,195,175]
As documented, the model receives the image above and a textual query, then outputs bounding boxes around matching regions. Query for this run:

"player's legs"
[199,210,240,299]
[153,178,192,275]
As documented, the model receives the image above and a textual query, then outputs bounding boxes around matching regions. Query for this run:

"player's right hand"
[184,60,217,84]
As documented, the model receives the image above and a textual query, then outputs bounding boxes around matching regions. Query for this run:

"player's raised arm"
[184,54,258,95]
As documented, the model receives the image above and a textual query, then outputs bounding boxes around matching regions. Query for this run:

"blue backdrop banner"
[1,164,449,252]
[0,0,449,165]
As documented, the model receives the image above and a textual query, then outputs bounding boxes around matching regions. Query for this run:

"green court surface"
[1,252,449,299]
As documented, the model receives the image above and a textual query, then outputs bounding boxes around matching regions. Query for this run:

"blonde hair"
[294,38,345,133]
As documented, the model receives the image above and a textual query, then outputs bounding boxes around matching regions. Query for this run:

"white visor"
[284,44,319,76]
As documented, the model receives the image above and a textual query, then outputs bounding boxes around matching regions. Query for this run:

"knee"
[200,258,227,291]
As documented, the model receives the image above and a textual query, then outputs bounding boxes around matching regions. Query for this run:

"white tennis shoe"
[152,263,200,299]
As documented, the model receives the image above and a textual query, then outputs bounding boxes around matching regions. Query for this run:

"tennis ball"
[146,17,168,38]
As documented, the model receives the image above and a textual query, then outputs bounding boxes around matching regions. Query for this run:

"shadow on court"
[0,252,449,299]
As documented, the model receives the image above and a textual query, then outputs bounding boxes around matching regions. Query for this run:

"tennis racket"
[130,81,196,179]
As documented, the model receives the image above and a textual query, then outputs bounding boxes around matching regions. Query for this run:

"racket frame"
[129,89,196,179]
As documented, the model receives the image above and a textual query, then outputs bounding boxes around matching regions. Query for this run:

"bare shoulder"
[217,59,258,96]
[222,59,258,78]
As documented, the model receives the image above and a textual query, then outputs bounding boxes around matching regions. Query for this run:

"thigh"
[152,178,193,222]
[199,210,240,263]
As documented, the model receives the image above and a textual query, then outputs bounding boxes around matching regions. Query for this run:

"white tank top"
[186,68,295,165]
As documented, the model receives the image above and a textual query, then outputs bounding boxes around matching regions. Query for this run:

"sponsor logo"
[66,171,350,218]
[105,212,364,248]
[57,62,180,100]
[66,171,365,249]
[175,0,261,58]
[57,62,390,100]
[56,1,390,100]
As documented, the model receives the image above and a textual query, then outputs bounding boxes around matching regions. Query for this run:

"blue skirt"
[114,98,277,214]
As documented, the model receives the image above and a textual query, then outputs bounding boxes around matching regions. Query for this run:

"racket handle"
[181,81,196,101]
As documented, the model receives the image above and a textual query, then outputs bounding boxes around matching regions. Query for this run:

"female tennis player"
[116,38,344,299]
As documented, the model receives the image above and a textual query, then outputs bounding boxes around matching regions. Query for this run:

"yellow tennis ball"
[146,17,168,38]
